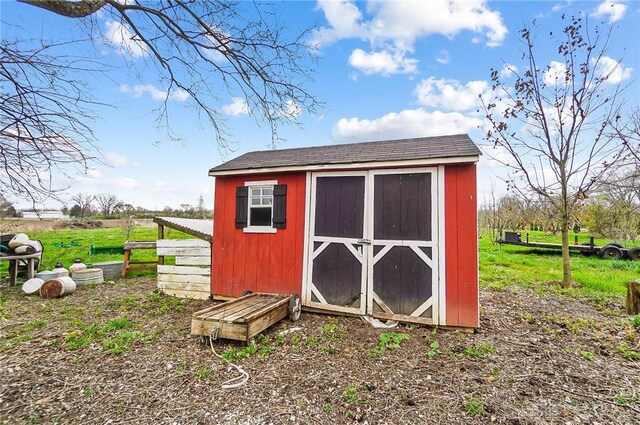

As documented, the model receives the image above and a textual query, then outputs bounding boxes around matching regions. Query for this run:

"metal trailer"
[498,230,640,261]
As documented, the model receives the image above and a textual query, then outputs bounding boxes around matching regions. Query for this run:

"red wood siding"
[212,173,306,297]
[444,164,479,327]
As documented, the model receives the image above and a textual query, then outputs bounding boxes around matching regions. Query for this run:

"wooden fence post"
[627,280,640,315]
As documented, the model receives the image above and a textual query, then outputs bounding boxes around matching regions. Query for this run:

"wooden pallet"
[191,293,300,342]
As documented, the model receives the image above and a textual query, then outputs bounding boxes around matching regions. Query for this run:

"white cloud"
[332,109,481,143]
[499,63,518,79]
[311,0,366,48]
[543,61,568,86]
[105,152,129,167]
[435,50,450,65]
[222,97,250,116]
[105,20,148,58]
[86,168,102,178]
[596,56,633,84]
[119,84,189,102]
[282,100,302,119]
[592,1,627,23]
[312,0,507,75]
[479,145,512,168]
[415,77,488,112]
[348,48,417,75]
[115,178,140,190]
[551,0,573,13]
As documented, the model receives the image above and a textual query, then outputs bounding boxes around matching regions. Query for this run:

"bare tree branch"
[480,15,628,287]
[3,0,319,203]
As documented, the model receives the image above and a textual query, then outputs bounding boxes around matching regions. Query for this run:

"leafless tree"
[1,39,102,205]
[612,106,640,166]
[95,193,122,217]
[481,15,628,287]
[71,192,95,219]
[3,0,319,201]
[585,166,640,244]
[117,203,136,240]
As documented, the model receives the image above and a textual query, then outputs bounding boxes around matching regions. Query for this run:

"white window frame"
[244,180,278,234]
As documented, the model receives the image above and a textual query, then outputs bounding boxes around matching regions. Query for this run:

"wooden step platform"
[191,292,300,342]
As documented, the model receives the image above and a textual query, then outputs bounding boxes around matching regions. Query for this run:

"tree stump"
[627,280,640,315]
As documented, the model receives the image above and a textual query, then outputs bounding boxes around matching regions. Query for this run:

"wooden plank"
[175,256,211,266]
[162,289,209,300]
[124,241,157,249]
[226,295,287,322]
[627,280,640,315]
[247,303,289,340]
[243,296,289,321]
[372,311,435,326]
[158,282,209,292]
[198,296,266,320]
[157,265,210,276]
[157,239,210,248]
[191,303,224,318]
[158,225,165,266]
[157,273,210,284]
[215,297,278,322]
[191,317,246,340]
[156,247,210,256]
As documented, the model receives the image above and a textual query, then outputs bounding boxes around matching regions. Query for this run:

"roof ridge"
[239,133,471,156]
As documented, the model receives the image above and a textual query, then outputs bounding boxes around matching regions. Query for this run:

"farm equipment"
[498,230,639,261]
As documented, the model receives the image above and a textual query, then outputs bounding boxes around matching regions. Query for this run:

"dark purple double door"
[305,170,438,323]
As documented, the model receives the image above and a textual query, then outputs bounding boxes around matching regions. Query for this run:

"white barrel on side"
[40,277,77,298]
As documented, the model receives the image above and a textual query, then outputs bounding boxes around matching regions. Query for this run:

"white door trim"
[303,168,442,323]
[304,171,369,315]
[367,168,439,323]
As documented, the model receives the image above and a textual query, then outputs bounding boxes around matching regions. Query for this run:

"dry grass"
[1,277,639,424]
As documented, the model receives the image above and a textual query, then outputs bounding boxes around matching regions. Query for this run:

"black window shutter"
[273,184,287,229]
[235,186,248,228]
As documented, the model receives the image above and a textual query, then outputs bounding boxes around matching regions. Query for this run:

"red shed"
[208,134,480,328]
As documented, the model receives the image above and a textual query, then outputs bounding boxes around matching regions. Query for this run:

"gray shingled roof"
[209,134,480,175]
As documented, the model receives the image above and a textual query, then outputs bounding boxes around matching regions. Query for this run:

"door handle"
[357,239,372,245]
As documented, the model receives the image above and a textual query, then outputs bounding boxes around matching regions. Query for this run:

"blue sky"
[2,0,639,210]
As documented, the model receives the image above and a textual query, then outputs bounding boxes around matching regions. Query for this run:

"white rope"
[360,315,399,329]
[209,329,249,390]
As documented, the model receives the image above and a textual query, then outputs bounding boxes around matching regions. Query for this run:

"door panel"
[307,174,367,314]
[374,173,432,241]
[312,243,362,308]
[370,172,436,322]
[372,246,432,316]
[314,176,365,238]
[305,170,438,321]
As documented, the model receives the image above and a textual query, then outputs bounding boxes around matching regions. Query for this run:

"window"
[236,180,286,233]
[249,185,273,227]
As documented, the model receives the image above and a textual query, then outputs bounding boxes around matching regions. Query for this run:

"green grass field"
[0,226,193,278]
[2,227,638,299]
[480,230,639,298]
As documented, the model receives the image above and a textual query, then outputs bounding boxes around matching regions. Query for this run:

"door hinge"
[357,239,372,245]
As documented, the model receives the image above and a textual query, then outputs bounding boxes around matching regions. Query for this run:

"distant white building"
[21,210,69,220]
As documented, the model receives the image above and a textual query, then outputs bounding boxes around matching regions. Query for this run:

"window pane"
[250,207,271,226]
[262,198,272,205]
[263,188,273,196]
[251,198,261,205]
[251,188,261,196]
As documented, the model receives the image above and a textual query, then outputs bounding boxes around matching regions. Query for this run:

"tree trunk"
[560,224,573,288]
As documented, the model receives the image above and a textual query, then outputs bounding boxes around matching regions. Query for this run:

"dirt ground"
[1,278,639,425]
